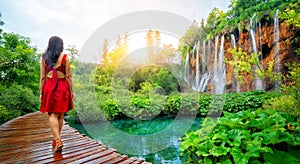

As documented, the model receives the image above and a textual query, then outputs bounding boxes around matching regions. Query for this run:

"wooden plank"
[67,148,115,164]
[118,157,138,164]
[3,139,99,163]
[0,112,151,164]
[89,152,122,164]
[102,154,129,164]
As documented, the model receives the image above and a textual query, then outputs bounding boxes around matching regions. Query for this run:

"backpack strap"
[61,54,67,65]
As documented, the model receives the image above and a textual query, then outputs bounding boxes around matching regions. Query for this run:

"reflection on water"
[69,117,203,163]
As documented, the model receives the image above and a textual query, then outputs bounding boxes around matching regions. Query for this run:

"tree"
[178,20,201,59]
[0,32,40,123]
[154,30,161,47]
[65,45,79,71]
[101,38,109,64]
[227,48,281,89]
[0,32,39,90]
[146,29,154,47]
[205,7,226,39]
[151,44,176,64]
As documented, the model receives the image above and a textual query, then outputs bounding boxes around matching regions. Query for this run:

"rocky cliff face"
[188,20,300,93]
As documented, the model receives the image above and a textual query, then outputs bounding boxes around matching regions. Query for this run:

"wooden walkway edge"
[0,112,151,164]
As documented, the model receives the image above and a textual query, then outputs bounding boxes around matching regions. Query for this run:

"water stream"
[213,35,226,94]
[274,9,280,91]
[184,51,190,85]
[194,41,200,91]
[250,14,263,90]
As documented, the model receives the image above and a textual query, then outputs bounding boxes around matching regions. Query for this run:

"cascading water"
[184,51,190,85]
[202,41,206,74]
[230,34,236,48]
[207,40,211,66]
[191,40,210,92]
[274,9,280,91]
[213,35,219,84]
[250,15,263,90]
[197,40,210,92]
[194,41,200,91]
[213,35,226,94]
[230,34,240,93]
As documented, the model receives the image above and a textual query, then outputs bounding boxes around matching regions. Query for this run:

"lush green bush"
[97,93,122,120]
[0,33,40,91]
[223,90,279,112]
[263,62,300,122]
[197,90,279,117]
[68,87,105,123]
[0,83,39,123]
[0,27,40,123]
[180,109,300,163]
[68,90,278,122]
[129,65,180,95]
[264,95,298,118]
[0,105,10,125]
[164,94,182,115]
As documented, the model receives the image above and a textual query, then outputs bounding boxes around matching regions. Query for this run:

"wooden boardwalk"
[0,112,151,164]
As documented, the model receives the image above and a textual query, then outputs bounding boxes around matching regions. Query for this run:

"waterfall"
[213,35,226,94]
[198,73,210,92]
[202,41,206,74]
[207,40,211,66]
[197,41,210,92]
[250,15,263,90]
[191,40,210,92]
[194,41,200,91]
[274,9,280,91]
[230,34,240,93]
[184,50,190,85]
[213,35,219,83]
[230,34,236,48]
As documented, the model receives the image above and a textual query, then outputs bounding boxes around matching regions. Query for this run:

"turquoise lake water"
[69,116,203,163]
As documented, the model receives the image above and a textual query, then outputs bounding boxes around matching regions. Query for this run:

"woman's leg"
[49,113,60,140]
[58,113,64,133]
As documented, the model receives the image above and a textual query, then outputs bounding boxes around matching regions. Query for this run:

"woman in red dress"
[40,36,75,153]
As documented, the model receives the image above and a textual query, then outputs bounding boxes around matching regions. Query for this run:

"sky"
[0,0,230,55]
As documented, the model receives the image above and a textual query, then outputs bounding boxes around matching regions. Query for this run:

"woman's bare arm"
[40,58,46,100]
[65,56,76,100]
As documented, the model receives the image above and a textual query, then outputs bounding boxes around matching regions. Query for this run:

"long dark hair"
[42,36,64,68]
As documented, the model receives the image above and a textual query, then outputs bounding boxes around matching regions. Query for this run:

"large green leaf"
[263,150,299,164]
[261,129,292,145]
[231,147,250,164]
[221,159,233,164]
[203,157,213,164]
[227,129,249,147]
[196,140,214,156]
[210,142,230,157]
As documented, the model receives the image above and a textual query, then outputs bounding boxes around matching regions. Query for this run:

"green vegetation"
[227,48,281,85]
[179,62,300,163]
[264,62,300,122]
[179,0,298,51]
[1,1,299,163]
[0,14,40,124]
[69,87,278,122]
[180,109,300,163]
[0,13,82,124]
[178,1,300,163]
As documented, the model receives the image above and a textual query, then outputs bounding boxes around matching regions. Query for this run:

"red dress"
[40,54,74,113]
